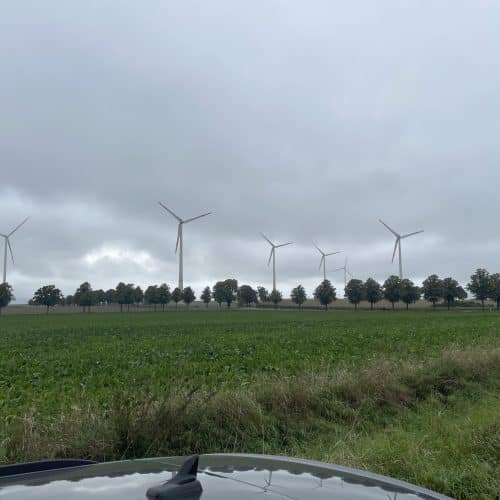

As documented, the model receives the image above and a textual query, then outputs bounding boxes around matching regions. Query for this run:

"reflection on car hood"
[0,453,451,499]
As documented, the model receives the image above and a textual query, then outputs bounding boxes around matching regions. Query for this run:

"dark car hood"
[0,453,451,499]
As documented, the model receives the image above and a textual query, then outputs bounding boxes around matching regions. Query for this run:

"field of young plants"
[1,309,499,498]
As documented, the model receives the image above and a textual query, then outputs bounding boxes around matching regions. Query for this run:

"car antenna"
[146,455,202,499]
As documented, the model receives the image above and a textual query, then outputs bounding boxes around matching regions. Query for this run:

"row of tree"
[337,269,500,310]
[342,275,465,310]
[0,269,499,314]
[27,282,197,313]
[281,269,498,310]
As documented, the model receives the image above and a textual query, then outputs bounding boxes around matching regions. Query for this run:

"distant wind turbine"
[260,233,293,292]
[158,202,211,291]
[313,242,341,281]
[334,256,352,289]
[1,217,30,284]
[379,219,423,279]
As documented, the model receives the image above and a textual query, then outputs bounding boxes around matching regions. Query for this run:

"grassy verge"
[319,392,500,500]
[2,345,499,498]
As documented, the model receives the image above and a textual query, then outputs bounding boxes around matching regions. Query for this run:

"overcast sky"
[1,1,499,303]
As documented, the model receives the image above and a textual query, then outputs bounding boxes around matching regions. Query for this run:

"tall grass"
[3,346,499,498]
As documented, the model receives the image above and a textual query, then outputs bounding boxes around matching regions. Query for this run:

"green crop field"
[1,310,499,498]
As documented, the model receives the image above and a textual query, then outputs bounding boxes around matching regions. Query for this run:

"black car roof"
[0,453,451,500]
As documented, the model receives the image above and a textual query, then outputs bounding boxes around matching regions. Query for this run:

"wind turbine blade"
[267,248,273,266]
[379,219,400,238]
[319,256,324,270]
[260,232,274,246]
[313,242,324,255]
[333,267,344,272]
[158,202,182,222]
[7,238,14,264]
[8,217,30,237]
[183,212,212,224]
[175,226,181,254]
[0,233,6,238]
[276,242,293,248]
[401,230,424,239]
[325,251,341,256]
[391,239,399,262]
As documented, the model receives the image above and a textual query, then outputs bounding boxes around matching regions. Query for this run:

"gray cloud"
[1,1,499,302]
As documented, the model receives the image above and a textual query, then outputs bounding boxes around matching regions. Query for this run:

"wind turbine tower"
[1,217,29,284]
[334,257,352,289]
[260,233,292,292]
[379,219,423,279]
[158,202,211,291]
[313,242,341,281]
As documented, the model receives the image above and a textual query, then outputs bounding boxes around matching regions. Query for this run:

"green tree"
[488,273,500,310]
[364,278,382,310]
[182,286,195,307]
[172,287,183,308]
[345,279,366,310]
[104,289,116,305]
[269,289,283,308]
[64,294,75,306]
[457,286,467,301]
[144,285,159,311]
[221,279,238,308]
[201,286,212,308]
[75,282,95,312]
[290,285,307,309]
[238,285,258,307]
[134,286,144,306]
[157,283,171,311]
[32,285,63,314]
[125,284,136,311]
[115,282,135,312]
[314,279,336,310]
[212,281,225,308]
[467,268,491,309]
[257,286,270,303]
[0,283,14,315]
[422,274,443,307]
[400,279,420,310]
[115,282,127,312]
[442,277,464,310]
[383,275,401,310]
[93,289,105,305]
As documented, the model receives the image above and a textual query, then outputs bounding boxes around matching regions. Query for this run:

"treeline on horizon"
[0,268,499,314]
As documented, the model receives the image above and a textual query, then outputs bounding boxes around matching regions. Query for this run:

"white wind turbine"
[334,256,352,289]
[260,233,293,292]
[158,202,211,291]
[1,217,30,284]
[313,242,341,281]
[379,219,423,279]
